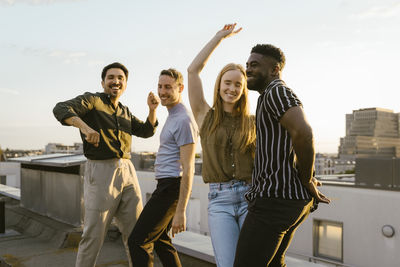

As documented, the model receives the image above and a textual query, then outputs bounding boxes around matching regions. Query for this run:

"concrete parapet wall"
[290,185,400,267]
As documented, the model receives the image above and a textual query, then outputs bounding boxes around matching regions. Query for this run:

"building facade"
[339,108,400,159]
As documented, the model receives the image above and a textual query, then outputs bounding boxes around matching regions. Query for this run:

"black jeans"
[128,178,181,267]
[234,197,313,267]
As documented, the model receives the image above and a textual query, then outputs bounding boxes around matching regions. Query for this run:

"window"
[0,175,6,185]
[313,219,343,262]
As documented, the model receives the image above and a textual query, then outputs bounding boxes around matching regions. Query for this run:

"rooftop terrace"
[1,184,331,267]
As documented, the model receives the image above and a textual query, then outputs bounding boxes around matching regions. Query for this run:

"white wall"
[0,162,21,188]
[289,185,400,267]
[137,171,400,267]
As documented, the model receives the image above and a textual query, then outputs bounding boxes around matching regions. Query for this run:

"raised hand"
[147,92,160,111]
[215,23,242,40]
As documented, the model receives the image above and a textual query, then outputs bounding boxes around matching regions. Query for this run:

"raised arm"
[171,143,196,237]
[187,23,242,128]
[146,91,160,127]
[130,92,160,138]
[280,106,330,204]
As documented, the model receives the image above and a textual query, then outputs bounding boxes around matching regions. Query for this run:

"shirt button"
[232,164,235,167]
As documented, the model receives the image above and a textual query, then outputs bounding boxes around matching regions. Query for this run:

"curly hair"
[251,44,286,70]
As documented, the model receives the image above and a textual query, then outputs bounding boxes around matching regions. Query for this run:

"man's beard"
[247,77,266,92]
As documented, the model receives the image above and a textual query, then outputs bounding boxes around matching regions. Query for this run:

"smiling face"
[158,74,183,109]
[246,53,278,92]
[101,68,127,101]
[219,69,245,106]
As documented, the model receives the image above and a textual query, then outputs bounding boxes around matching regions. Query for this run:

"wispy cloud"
[0,0,84,6]
[6,44,88,64]
[48,50,87,64]
[350,2,400,20]
[88,60,106,67]
[0,88,21,95]
[4,43,105,67]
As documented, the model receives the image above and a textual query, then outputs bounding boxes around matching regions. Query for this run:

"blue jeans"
[208,180,249,267]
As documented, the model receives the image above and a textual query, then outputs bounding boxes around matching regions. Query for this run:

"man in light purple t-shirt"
[128,68,198,267]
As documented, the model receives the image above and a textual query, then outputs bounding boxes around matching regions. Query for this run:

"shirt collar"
[100,92,123,109]
[262,79,285,94]
[168,102,184,115]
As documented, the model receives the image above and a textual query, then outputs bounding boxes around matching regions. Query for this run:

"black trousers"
[128,178,181,267]
[234,197,313,267]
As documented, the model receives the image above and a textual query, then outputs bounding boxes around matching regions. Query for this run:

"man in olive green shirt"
[53,62,159,267]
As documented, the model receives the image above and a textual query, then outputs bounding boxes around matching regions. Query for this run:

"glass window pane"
[314,220,343,262]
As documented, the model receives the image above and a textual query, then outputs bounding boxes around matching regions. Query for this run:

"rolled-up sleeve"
[53,92,95,126]
[131,116,158,138]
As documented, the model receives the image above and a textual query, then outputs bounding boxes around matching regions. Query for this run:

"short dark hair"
[101,62,129,81]
[160,68,183,86]
[251,44,286,70]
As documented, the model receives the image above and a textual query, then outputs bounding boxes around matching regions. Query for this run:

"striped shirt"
[245,79,311,201]
[53,92,157,160]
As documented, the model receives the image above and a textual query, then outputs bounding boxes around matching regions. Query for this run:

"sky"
[0,0,399,154]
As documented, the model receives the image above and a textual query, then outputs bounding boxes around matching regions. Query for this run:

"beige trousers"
[76,158,143,267]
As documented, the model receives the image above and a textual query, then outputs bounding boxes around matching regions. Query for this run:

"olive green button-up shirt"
[53,92,157,160]
[200,109,255,183]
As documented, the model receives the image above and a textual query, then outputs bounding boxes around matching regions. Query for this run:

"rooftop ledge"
[173,231,330,267]
[1,189,335,267]
[0,184,20,200]
[1,182,352,267]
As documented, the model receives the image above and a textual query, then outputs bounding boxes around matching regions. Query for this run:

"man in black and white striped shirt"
[234,44,330,267]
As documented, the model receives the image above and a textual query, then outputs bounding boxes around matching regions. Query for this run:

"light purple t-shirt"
[155,103,198,179]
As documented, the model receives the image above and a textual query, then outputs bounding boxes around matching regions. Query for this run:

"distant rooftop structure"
[131,151,156,171]
[356,107,394,113]
[315,153,355,175]
[3,149,43,159]
[0,148,5,161]
[131,152,203,175]
[339,107,400,159]
[45,142,83,155]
